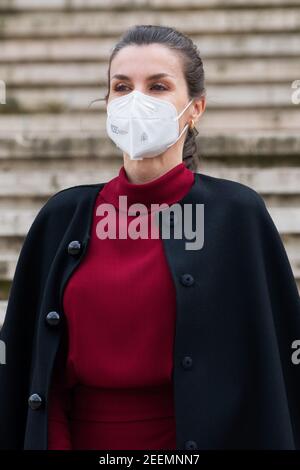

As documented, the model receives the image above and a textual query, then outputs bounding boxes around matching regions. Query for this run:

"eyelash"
[113,83,168,92]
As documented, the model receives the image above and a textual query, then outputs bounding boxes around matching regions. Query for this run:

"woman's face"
[107,44,204,161]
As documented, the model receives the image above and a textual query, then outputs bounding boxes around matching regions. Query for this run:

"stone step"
[0,222,300,262]
[0,158,300,195]
[0,187,300,236]
[2,84,298,113]
[1,35,299,62]
[0,163,119,198]
[199,166,300,196]
[0,131,299,159]
[0,219,299,273]
[0,301,7,327]
[0,112,300,140]
[1,58,300,84]
[1,0,300,11]
[269,208,300,233]
[0,254,19,281]
[1,9,300,38]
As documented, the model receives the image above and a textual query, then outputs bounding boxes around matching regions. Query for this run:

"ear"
[192,95,206,123]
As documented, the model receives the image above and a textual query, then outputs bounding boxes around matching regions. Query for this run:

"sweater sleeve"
[47,329,76,450]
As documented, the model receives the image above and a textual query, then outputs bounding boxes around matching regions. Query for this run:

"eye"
[113,83,129,92]
[151,83,168,91]
[113,82,168,92]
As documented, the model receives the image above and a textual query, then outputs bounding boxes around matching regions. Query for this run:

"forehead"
[110,44,183,79]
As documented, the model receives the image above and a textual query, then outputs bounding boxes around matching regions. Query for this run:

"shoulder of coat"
[47,183,104,205]
[195,171,267,213]
[40,182,106,215]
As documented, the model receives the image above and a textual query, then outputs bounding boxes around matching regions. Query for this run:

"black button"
[28,393,43,410]
[45,311,61,327]
[185,440,198,450]
[181,355,193,369]
[67,240,82,256]
[180,273,194,286]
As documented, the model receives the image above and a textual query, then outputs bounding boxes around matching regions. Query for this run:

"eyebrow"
[111,73,175,81]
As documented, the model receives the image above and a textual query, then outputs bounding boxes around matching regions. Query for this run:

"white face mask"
[106,89,194,160]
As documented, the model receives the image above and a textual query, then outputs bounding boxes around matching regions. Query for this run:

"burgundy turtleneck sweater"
[47,162,195,450]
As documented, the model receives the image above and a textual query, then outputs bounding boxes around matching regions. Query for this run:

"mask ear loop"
[166,98,194,148]
[177,98,194,121]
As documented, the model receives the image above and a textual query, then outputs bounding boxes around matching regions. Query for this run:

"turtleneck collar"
[99,162,195,213]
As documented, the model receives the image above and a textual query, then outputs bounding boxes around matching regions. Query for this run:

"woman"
[1,25,300,451]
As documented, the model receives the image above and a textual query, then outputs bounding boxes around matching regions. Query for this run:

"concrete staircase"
[0,0,300,325]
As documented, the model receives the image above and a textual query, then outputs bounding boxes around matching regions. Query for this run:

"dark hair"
[104,24,205,171]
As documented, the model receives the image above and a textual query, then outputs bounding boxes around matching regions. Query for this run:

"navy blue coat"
[0,171,300,450]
